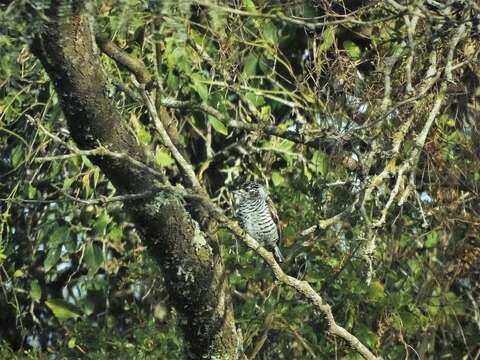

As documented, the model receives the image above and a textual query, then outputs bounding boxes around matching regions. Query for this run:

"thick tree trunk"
[30,2,242,358]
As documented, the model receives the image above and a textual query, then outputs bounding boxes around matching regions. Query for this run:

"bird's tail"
[273,245,285,263]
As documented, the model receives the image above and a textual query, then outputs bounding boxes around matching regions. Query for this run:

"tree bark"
[30,2,242,358]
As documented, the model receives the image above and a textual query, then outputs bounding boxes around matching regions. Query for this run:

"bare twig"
[30,114,166,180]
[284,321,318,358]
[191,1,394,29]
[248,314,273,360]
[300,210,350,236]
[382,42,406,111]
[445,23,469,82]
[404,15,420,94]
[56,188,158,205]
[372,84,446,228]
[140,87,203,191]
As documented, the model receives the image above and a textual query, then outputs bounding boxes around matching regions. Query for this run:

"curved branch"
[96,33,154,86]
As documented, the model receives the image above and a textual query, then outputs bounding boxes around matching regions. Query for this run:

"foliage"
[1,0,479,359]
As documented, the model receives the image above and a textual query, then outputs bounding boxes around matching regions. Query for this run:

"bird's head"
[233,181,267,202]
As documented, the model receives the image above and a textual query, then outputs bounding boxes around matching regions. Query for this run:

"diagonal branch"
[202,200,382,360]
[96,33,153,86]
[140,87,204,191]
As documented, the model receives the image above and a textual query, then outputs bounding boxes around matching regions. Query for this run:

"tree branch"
[140,87,204,191]
[191,197,382,360]
[95,33,153,86]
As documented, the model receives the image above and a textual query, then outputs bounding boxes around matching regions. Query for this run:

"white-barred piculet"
[233,181,284,263]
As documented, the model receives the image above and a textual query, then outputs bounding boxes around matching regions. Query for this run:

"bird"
[233,181,285,263]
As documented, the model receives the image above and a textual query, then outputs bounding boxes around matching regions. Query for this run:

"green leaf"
[11,144,23,168]
[93,167,101,187]
[45,299,82,320]
[274,139,294,152]
[243,54,258,77]
[107,226,123,242]
[343,40,361,60]
[264,139,295,166]
[310,150,329,176]
[82,173,90,195]
[303,3,316,18]
[138,125,152,144]
[260,105,271,120]
[47,226,70,249]
[44,247,61,272]
[0,244,6,263]
[13,269,24,278]
[208,115,228,136]
[166,71,178,90]
[245,92,265,106]
[94,213,111,235]
[67,338,76,349]
[208,7,227,33]
[303,93,316,103]
[137,124,152,144]
[27,184,36,199]
[191,73,209,102]
[425,231,439,248]
[168,47,190,73]
[63,177,75,190]
[84,243,104,275]
[244,0,257,12]
[262,21,278,44]
[271,171,285,186]
[354,324,378,348]
[326,257,339,267]
[30,280,42,302]
[319,27,336,52]
[129,112,151,145]
[366,281,385,302]
[79,297,96,316]
[154,304,168,321]
[446,117,456,127]
[155,147,175,167]
[407,258,420,274]
[303,165,312,181]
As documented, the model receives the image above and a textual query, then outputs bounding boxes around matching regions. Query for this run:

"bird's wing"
[267,195,281,244]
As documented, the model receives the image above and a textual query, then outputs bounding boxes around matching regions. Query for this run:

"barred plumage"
[233,181,284,263]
